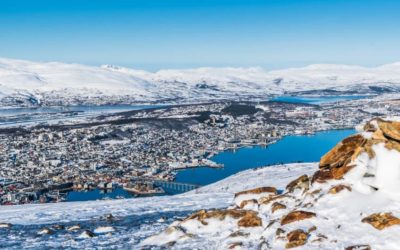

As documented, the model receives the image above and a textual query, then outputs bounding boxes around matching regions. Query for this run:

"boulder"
[237,212,262,227]
[234,186,277,198]
[362,213,400,230]
[286,175,309,193]
[259,194,288,205]
[285,229,308,249]
[377,120,400,141]
[328,184,352,194]
[239,199,258,209]
[319,134,366,169]
[281,210,316,225]
[271,202,287,213]
[312,164,355,183]
[185,209,261,227]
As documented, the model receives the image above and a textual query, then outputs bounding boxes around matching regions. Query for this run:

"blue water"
[272,95,367,104]
[175,129,355,185]
[66,188,135,202]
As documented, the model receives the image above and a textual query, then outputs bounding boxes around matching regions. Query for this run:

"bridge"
[153,180,202,193]
[130,177,202,193]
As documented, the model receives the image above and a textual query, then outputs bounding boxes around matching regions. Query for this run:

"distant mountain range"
[1,57,400,105]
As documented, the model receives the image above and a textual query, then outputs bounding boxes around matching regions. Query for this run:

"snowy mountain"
[1,58,400,106]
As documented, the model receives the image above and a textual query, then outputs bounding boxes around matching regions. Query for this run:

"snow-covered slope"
[1,57,400,105]
[0,163,316,249]
[144,118,400,249]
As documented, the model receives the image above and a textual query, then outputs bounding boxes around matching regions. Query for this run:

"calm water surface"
[272,95,368,104]
[175,129,355,185]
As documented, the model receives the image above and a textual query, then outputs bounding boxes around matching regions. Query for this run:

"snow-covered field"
[0,163,317,249]
[2,57,400,105]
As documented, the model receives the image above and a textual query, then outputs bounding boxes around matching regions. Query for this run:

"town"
[1,94,399,205]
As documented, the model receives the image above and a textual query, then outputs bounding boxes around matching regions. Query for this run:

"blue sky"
[0,0,399,70]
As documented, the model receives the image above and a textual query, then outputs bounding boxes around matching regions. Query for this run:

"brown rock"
[234,186,277,198]
[239,199,258,209]
[285,229,308,249]
[345,245,371,250]
[377,119,400,141]
[328,184,352,194]
[271,202,287,213]
[185,209,262,227]
[312,170,333,183]
[319,134,366,169]
[385,139,400,152]
[331,164,355,179]
[281,210,316,225]
[312,164,355,183]
[237,212,262,227]
[286,175,310,193]
[362,212,400,230]
[259,194,288,205]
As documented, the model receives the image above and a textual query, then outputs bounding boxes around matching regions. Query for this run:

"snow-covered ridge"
[2,57,400,105]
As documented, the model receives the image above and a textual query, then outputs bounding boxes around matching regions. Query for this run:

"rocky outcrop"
[362,213,400,230]
[328,184,352,194]
[234,186,277,197]
[281,210,316,225]
[286,175,309,193]
[237,212,262,227]
[239,199,258,209]
[271,202,286,213]
[285,229,308,249]
[313,134,365,183]
[185,209,262,227]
